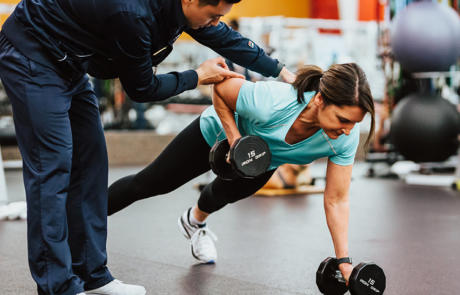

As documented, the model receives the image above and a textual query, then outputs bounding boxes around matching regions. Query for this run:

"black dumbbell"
[209,136,271,180]
[316,257,386,295]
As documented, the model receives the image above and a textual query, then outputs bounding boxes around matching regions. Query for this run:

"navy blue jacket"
[2,0,283,102]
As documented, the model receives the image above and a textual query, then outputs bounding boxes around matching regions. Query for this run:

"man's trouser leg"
[66,75,113,291]
[0,33,112,294]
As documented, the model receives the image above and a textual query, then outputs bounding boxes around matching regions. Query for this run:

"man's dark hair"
[229,19,239,30]
[199,0,241,6]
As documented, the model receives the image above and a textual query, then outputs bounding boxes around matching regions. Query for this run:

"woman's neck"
[296,101,320,129]
[285,102,321,144]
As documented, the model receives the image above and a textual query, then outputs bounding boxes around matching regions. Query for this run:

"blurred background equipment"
[390,93,460,163]
[365,0,460,188]
[390,0,460,73]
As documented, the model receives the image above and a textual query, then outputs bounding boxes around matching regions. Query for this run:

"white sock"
[189,206,206,226]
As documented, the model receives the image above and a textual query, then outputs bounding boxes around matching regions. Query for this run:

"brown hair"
[292,63,375,146]
[199,0,241,6]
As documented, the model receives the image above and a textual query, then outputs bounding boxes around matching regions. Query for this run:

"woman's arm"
[212,78,246,146]
[324,160,354,281]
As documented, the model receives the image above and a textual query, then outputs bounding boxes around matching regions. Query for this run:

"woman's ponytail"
[292,65,323,103]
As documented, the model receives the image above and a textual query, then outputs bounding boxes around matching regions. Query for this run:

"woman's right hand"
[226,136,242,164]
[338,263,353,285]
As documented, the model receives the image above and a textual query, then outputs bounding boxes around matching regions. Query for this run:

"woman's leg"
[195,169,276,220]
[108,117,211,215]
[178,170,276,264]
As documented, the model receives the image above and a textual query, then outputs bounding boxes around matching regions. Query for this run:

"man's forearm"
[324,197,350,258]
[121,70,198,102]
[188,23,281,78]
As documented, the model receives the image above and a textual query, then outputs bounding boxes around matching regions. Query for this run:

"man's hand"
[196,58,244,85]
[338,263,353,285]
[279,67,296,84]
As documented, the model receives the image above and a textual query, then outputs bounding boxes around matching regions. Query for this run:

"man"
[0,0,294,294]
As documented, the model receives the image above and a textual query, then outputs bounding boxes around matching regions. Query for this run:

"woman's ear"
[313,92,324,106]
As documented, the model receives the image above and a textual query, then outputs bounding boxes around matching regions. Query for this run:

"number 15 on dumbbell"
[209,136,271,180]
[316,257,386,295]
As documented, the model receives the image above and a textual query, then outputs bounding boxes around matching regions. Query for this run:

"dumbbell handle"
[333,270,347,284]
[334,257,352,284]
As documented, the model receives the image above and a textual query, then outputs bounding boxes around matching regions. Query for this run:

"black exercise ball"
[390,94,460,162]
[391,1,460,72]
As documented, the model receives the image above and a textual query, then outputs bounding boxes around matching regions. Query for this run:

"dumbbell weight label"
[241,150,267,167]
[231,136,271,178]
[349,262,386,295]
[358,278,375,288]
[255,151,266,159]
[241,157,253,167]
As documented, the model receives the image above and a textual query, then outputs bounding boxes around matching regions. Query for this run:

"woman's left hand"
[280,67,296,84]
[338,263,353,285]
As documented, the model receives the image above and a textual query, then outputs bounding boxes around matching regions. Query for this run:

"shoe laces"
[191,227,218,249]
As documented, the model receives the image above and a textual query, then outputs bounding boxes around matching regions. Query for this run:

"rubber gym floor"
[1,162,459,295]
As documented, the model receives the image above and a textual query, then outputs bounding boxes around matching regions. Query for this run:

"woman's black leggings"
[108,117,275,215]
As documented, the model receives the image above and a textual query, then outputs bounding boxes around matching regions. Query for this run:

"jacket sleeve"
[106,12,198,102]
[186,22,283,78]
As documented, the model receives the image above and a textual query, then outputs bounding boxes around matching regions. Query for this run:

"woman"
[108,63,375,283]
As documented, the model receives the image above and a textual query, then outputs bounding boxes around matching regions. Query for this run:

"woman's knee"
[202,180,251,208]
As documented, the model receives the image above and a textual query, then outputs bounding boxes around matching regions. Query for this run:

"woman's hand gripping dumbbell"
[209,135,271,180]
[316,257,386,295]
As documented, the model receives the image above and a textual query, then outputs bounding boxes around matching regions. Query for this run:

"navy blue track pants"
[0,32,113,295]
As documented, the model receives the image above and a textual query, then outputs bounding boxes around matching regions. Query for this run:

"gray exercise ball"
[390,94,460,162]
[391,1,460,72]
[440,3,460,54]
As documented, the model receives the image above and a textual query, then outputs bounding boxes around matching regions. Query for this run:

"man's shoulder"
[102,0,161,18]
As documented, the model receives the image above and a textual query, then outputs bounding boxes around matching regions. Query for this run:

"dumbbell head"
[209,139,239,180]
[349,262,386,295]
[229,136,271,178]
[316,257,348,295]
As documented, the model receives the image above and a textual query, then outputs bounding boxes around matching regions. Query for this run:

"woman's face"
[317,103,366,140]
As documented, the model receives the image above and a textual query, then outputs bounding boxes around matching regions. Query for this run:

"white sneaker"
[0,201,27,220]
[85,279,146,295]
[178,208,218,264]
